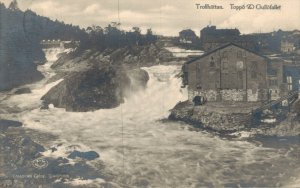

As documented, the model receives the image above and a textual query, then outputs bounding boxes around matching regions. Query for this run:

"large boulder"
[41,65,137,112]
[41,65,130,111]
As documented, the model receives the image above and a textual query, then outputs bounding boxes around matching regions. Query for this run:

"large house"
[184,43,269,102]
[200,26,257,52]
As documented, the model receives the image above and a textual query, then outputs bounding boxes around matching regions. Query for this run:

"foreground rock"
[41,65,149,112]
[169,100,300,137]
[0,119,22,131]
[68,151,100,160]
[0,124,108,188]
[14,87,32,95]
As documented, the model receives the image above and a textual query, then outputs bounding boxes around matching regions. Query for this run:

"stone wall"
[221,89,244,101]
[188,89,218,101]
[188,88,268,102]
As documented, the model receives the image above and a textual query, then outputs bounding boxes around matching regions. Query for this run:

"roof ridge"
[186,42,268,65]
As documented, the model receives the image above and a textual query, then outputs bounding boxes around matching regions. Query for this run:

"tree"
[132,27,141,34]
[8,0,19,10]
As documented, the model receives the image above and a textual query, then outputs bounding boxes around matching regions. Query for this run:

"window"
[236,61,244,70]
[237,51,242,58]
[287,76,292,83]
[222,61,228,70]
[210,56,215,67]
[251,61,258,70]
[222,51,228,58]
[269,79,278,86]
[287,76,293,91]
[251,72,257,79]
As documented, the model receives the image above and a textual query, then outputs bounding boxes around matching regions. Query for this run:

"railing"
[252,90,299,114]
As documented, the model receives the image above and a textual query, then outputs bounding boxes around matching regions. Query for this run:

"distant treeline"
[79,24,157,51]
[0,2,86,90]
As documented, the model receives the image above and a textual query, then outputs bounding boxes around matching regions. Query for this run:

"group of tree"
[0,1,87,90]
[177,29,201,50]
[80,23,157,51]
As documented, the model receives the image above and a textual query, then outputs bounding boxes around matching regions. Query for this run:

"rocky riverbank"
[169,100,300,137]
[0,119,114,188]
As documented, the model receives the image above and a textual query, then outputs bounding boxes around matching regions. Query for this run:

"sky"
[1,0,300,36]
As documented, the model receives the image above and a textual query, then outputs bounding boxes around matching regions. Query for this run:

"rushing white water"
[165,47,204,57]
[1,48,299,187]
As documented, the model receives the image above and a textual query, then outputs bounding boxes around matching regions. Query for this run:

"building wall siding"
[187,44,268,102]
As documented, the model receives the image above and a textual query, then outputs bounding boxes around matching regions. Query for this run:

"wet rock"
[41,65,131,112]
[127,69,149,91]
[42,63,149,112]
[68,151,100,160]
[14,88,31,95]
[0,119,22,131]
[170,100,300,136]
[251,113,300,136]
[18,137,45,157]
[169,101,250,133]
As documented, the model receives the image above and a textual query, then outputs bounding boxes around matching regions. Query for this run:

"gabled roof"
[186,42,268,65]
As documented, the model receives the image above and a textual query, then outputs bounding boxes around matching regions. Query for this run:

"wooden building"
[184,43,269,102]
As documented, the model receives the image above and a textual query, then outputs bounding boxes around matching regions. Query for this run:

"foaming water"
[0,48,64,111]
[1,49,299,187]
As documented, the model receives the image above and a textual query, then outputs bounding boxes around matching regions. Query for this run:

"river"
[0,48,299,187]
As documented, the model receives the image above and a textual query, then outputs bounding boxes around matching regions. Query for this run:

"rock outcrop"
[0,119,22,131]
[51,44,174,72]
[41,64,149,112]
[0,123,106,188]
[169,101,251,133]
[169,100,300,136]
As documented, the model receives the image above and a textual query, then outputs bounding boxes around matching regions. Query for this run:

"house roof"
[185,42,268,65]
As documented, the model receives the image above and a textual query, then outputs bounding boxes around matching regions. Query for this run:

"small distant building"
[184,43,269,102]
[40,40,79,49]
[281,40,295,54]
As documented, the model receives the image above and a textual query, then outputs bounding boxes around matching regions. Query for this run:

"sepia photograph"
[0,0,299,187]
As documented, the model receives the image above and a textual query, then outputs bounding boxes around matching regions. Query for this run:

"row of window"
[221,51,245,58]
[209,60,258,71]
[219,72,257,79]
